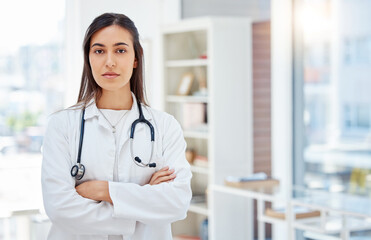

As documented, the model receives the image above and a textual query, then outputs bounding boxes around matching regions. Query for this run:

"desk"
[211,185,371,240]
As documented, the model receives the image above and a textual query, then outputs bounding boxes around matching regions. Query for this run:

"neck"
[97,88,133,110]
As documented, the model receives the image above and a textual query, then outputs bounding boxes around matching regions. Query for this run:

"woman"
[42,12,192,240]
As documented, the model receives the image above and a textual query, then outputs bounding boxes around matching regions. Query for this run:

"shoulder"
[46,107,82,130]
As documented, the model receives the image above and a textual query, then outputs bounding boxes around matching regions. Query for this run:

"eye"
[116,49,126,53]
[94,49,104,54]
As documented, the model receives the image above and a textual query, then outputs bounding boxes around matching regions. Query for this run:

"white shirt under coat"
[41,93,192,240]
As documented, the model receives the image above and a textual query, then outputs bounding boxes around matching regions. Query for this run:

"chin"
[95,76,130,91]
[100,83,131,93]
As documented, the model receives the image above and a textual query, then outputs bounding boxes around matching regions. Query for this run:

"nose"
[105,52,116,68]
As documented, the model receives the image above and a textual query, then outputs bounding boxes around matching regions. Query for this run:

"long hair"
[77,12,147,106]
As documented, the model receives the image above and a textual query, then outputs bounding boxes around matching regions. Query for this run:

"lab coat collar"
[83,92,152,122]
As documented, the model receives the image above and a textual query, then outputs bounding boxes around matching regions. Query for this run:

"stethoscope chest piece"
[71,163,85,180]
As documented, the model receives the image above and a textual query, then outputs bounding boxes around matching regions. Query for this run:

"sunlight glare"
[0,0,65,54]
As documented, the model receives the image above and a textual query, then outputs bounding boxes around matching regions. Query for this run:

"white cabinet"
[161,17,253,239]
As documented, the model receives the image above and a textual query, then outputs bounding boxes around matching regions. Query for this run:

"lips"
[102,72,120,79]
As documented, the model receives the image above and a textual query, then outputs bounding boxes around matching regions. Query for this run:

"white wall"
[181,0,270,21]
[65,0,181,109]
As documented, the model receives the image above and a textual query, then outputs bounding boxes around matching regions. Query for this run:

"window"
[294,0,371,196]
[0,0,65,238]
[343,104,370,130]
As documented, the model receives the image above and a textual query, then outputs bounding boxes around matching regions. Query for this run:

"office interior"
[1,0,371,239]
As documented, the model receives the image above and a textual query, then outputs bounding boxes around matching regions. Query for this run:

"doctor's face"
[89,25,137,94]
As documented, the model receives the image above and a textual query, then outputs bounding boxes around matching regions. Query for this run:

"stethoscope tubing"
[71,100,156,180]
[77,108,86,164]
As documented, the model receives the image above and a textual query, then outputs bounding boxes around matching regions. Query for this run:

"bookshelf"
[161,17,253,239]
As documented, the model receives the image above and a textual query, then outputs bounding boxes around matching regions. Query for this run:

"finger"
[152,174,176,185]
[152,169,174,179]
[150,173,174,185]
[149,168,174,185]
[160,166,169,171]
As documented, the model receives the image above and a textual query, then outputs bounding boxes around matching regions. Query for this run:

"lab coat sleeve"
[109,115,192,225]
[41,111,136,235]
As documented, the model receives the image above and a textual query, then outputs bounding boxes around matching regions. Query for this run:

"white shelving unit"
[161,17,253,239]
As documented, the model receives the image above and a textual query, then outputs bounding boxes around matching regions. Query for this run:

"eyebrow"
[91,42,129,48]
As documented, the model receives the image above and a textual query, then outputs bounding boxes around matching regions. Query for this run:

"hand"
[149,166,176,185]
[75,180,112,204]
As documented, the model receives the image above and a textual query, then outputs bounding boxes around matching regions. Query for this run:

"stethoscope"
[71,100,156,180]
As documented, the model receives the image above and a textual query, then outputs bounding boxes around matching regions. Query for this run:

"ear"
[133,58,138,68]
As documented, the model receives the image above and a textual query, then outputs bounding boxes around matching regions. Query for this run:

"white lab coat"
[41,94,192,240]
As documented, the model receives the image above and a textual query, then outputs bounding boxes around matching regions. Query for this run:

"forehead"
[90,25,133,46]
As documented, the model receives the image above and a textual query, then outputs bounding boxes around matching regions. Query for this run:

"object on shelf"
[193,155,208,168]
[174,235,201,240]
[177,72,194,96]
[349,168,371,195]
[186,149,196,164]
[200,218,208,240]
[183,103,206,129]
[199,50,207,59]
[191,194,206,204]
[265,206,321,220]
[193,67,207,96]
[225,172,279,190]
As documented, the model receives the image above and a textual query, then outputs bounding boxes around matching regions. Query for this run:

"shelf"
[165,59,209,67]
[188,202,208,216]
[190,165,209,175]
[292,215,371,235]
[166,95,208,103]
[163,17,253,239]
[211,184,279,202]
[183,130,209,139]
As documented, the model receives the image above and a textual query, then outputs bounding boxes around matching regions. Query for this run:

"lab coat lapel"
[83,99,115,132]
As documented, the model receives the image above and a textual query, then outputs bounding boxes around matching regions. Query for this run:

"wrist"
[99,181,112,204]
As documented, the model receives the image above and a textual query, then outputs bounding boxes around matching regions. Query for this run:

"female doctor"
[41,12,192,240]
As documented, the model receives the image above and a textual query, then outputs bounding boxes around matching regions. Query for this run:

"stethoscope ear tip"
[134,156,141,163]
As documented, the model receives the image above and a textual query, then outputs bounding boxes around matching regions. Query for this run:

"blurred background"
[1,0,371,239]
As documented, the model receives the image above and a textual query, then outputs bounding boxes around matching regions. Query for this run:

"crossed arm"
[75,166,176,203]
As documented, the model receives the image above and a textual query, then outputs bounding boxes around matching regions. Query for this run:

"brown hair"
[76,12,147,106]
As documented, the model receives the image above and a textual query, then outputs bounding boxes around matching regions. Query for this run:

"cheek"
[89,58,102,79]
[89,56,97,72]
[89,58,102,86]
